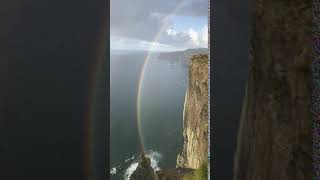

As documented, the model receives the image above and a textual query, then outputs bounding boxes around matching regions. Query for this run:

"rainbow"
[86,0,188,179]
[85,14,107,180]
[135,0,187,154]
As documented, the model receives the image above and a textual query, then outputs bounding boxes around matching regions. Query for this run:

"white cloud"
[111,22,208,51]
[188,28,200,46]
[166,29,177,36]
[110,36,184,51]
[161,24,208,49]
[201,25,208,45]
[111,0,208,50]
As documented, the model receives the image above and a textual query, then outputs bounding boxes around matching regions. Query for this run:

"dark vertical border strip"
[106,1,110,179]
[83,0,109,179]
[210,0,252,179]
[313,0,320,178]
[92,1,109,179]
[92,3,109,180]
[102,1,110,179]
[208,0,211,179]
[106,0,110,179]
[209,0,214,179]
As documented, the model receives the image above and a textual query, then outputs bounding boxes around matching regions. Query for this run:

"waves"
[110,150,162,180]
[109,156,135,176]
[123,162,139,180]
[124,156,135,163]
[145,150,162,171]
[109,156,134,176]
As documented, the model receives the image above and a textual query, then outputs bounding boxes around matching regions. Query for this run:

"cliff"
[130,54,208,180]
[234,0,313,180]
[176,54,209,169]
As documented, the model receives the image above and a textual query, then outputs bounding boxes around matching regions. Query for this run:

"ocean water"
[110,50,187,180]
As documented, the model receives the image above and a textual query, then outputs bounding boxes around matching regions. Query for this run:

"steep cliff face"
[130,54,208,180]
[176,54,209,169]
[234,0,313,180]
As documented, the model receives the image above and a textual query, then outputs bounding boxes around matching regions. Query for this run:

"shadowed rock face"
[130,155,156,180]
[176,54,209,169]
[234,0,313,180]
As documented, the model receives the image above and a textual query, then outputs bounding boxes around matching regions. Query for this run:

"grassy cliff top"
[189,54,209,72]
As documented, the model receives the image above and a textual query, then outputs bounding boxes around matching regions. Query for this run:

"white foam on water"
[110,167,117,175]
[125,155,135,163]
[123,150,162,180]
[123,162,139,180]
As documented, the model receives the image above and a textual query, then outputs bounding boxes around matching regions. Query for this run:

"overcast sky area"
[110,0,208,51]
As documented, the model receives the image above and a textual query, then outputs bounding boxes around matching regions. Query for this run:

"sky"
[110,0,208,51]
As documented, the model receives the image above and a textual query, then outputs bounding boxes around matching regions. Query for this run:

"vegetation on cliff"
[185,162,208,180]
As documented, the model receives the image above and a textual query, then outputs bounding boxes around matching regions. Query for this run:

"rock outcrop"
[234,0,313,180]
[176,54,209,169]
[156,168,194,180]
[130,154,157,180]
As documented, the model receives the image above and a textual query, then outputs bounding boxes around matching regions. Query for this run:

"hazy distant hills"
[158,48,209,64]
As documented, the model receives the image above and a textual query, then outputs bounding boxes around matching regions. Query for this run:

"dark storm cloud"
[110,0,208,47]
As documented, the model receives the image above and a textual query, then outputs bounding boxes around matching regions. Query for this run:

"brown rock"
[130,154,157,180]
[176,54,209,169]
[234,0,313,179]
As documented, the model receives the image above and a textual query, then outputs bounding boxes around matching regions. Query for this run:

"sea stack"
[130,154,157,180]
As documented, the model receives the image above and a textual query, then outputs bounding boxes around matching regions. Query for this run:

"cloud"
[166,29,177,36]
[110,0,208,50]
[188,28,199,46]
[202,25,208,44]
[110,36,185,51]
[160,24,208,48]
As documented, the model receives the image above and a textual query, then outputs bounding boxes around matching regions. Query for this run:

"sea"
[110,50,188,180]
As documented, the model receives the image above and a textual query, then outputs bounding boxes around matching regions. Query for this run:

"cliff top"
[189,54,209,68]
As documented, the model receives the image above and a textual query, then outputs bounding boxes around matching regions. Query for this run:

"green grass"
[186,163,208,180]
